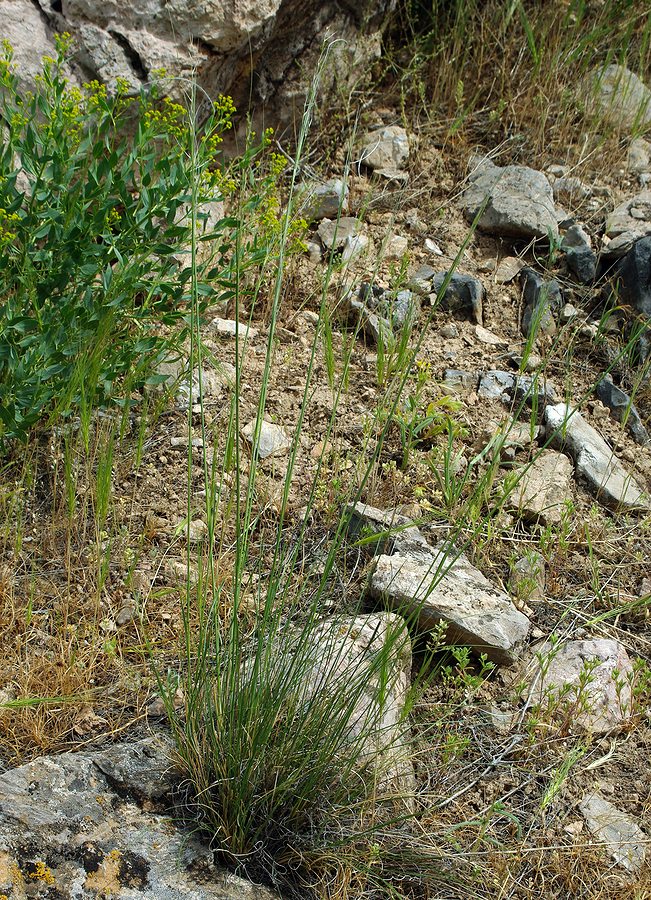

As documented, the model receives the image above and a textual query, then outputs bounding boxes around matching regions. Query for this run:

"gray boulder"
[588,64,651,132]
[17,0,393,131]
[0,736,281,899]
[299,178,349,222]
[349,504,530,665]
[359,125,410,179]
[462,157,559,240]
[544,403,649,510]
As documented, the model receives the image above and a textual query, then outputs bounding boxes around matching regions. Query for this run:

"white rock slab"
[241,419,290,459]
[524,639,634,734]
[210,318,258,339]
[369,542,530,665]
[359,125,410,172]
[513,449,574,525]
[580,793,647,872]
[544,403,649,510]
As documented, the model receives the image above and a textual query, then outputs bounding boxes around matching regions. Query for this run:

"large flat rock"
[544,404,649,511]
[0,737,280,899]
[350,504,530,665]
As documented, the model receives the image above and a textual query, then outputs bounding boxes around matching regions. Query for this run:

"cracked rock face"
[14,0,393,132]
[0,737,281,899]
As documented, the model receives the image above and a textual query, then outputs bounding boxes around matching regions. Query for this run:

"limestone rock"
[512,450,574,525]
[0,736,281,899]
[241,419,290,459]
[349,503,530,664]
[524,639,634,734]
[588,64,651,132]
[370,542,530,665]
[299,178,349,222]
[462,157,559,240]
[359,125,410,177]
[580,793,647,873]
[628,137,651,175]
[544,403,649,510]
[605,191,651,255]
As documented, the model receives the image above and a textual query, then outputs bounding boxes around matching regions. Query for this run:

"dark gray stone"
[520,268,561,338]
[595,376,650,446]
[562,223,597,284]
[431,272,484,324]
[616,235,651,318]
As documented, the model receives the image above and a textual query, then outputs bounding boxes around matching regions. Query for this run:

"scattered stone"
[299,178,349,221]
[306,240,322,264]
[560,302,580,323]
[589,64,651,132]
[509,551,545,604]
[544,403,649,510]
[475,324,506,346]
[589,399,610,422]
[443,369,477,393]
[615,235,651,318]
[407,264,437,295]
[478,371,558,408]
[462,156,559,240]
[116,600,137,626]
[430,272,484,324]
[580,793,647,872]
[552,176,591,203]
[241,420,290,459]
[628,137,651,175]
[525,638,634,734]
[346,282,419,343]
[155,358,231,407]
[424,238,443,255]
[440,323,459,339]
[0,737,281,899]
[341,232,371,262]
[605,191,651,254]
[595,376,650,446]
[512,450,574,526]
[351,505,530,665]
[359,125,410,179]
[494,256,526,284]
[384,233,409,258]
[562,223,597,283]
[520,268,561,338]
[318,216,362,251]
[346,502,429,555]
[210,318,258,340]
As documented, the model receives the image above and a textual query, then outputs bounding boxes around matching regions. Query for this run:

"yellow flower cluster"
[0,208,20,246]
[143,96,187,139]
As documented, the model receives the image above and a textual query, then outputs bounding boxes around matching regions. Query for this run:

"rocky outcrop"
[0,736,282,899]
[11,0,395,133]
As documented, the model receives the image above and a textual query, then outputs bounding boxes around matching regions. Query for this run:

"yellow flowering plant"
[0,35,248,443]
